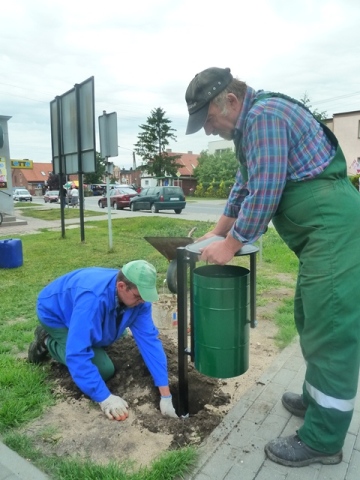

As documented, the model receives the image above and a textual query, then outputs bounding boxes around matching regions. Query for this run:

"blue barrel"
[193,265,250,378]
[0,239,23,268]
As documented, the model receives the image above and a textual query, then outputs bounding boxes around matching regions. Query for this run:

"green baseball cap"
[185,67,233,135]
[122,260,159,302]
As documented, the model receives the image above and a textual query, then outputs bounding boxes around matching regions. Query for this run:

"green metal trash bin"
[193,264,250,378]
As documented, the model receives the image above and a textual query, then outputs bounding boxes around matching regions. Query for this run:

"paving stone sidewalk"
[186,338,360,480]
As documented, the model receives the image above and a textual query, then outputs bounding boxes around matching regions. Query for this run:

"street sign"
[98,111,118,159]
[50,76,96,175]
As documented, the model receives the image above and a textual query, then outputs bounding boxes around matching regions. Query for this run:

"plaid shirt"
[224,87,336,244]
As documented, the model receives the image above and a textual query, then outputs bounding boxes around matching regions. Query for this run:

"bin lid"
[185,235,259,256]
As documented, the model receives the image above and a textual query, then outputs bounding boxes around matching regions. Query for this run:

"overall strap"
[256,92,338,147]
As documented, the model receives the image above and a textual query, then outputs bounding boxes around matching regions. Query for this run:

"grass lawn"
[0,215,298,479]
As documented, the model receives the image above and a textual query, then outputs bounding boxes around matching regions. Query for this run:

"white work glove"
[99,394,129,421]
[160,395,178,418]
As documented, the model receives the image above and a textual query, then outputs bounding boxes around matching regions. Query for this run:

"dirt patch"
[23,288,290,468]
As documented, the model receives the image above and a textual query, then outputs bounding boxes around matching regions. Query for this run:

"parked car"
[92,188,104,196]
[13,188,32,202]
[129,186,186,214]
[98,186,138,210]
[44,190,60,203]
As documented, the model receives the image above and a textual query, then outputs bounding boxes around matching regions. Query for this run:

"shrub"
[349,174,360,191]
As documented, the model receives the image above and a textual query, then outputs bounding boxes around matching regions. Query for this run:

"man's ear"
[227,93,241,109]
[116,281,127,295]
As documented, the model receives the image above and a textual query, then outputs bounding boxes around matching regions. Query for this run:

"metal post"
[177,247,189,417]
[189,254,196,362]
[250,252,257,328]
[75,84,85,242]
[55,96,66,239]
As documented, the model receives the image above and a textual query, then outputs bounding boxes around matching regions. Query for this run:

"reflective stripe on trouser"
[273,148,360,453]
[39,323,115,381]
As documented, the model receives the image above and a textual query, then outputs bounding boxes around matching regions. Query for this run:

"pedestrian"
[65,187,72,207]
[70,185,79,207]
[185,67,360,467]
[28,260,178,421]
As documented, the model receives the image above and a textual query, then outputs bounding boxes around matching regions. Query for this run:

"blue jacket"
[36,267,168,402]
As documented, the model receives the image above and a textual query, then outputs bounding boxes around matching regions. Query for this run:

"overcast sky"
[1,0,360,169]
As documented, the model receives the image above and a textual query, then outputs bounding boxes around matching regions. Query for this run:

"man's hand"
[195,215,237,244]
[99,394,129,421]
[160,395,178,418]
[194,231,218,243]
[200,235,243,265]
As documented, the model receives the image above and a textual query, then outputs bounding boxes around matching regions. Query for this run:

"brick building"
[11,160,52,195]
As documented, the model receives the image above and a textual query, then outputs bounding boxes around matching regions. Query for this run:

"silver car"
[13,188,33,202]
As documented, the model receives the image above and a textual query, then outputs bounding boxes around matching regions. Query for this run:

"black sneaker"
[28,325,49,364]
[265,434,342,467]
[282,392,307,417]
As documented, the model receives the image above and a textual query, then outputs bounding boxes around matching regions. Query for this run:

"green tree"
[46,172,66,190]
[218,179,228,198]
[300,93,328,122]
[84,152,106,185]
[194,149,238,184]
[134,107,181,177]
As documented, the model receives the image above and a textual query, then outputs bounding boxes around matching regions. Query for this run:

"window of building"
[215,147,233,155]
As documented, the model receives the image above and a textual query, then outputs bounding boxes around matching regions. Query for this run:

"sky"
[1,0,360,169]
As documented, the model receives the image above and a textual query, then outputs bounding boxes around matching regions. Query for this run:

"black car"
[130,186,186,214]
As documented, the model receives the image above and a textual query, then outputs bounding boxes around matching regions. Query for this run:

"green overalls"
[236,94,360,453]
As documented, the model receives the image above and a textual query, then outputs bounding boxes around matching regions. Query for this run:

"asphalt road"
[40,196,226,223]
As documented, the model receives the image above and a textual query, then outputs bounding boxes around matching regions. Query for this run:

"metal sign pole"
[55,96,66,239]
[75,83,85,242]
[105,160,113,250]
[98,110,118,252]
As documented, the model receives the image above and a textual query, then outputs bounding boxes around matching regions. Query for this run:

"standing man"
[185,67,360,467]
[28,260,177,421]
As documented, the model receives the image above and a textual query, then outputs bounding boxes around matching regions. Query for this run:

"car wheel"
[166,259,178,294]
[174,209,182,214]
[151,204,159,213]
[98,201,104,208]
[130,203,136,211]
[113,202,119,210]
